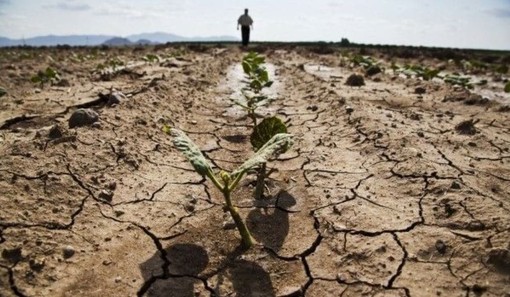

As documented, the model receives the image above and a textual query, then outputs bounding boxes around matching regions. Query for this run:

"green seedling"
[232,52,274,126]
[31,67,60,88]
[496,64,509,74]
[0,87,6,98]
[443,74,474,90]
[70,52,88,63]
[250,117,288,200]
[401,64,440,81]
[96,58,125,71]
[143,54,160,63]
[166,127,293,248]
[350,55,376,69]
[462,60,488,72]
[242,52,273,91]
[504,82,510,93]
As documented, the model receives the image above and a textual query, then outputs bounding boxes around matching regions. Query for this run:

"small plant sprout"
[443,74,474,90]
[165,127,293,248]
[250,117,288,200]
[96,58,125,72]
[350,54,376,69]
[504,82,510,93]
[31,67,60,88]
[143,54,160,63]
[232,52,274,126]
[400,64,440,81]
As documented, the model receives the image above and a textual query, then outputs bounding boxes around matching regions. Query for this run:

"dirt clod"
[48,124,63,139]
[435,240,447,254]
[29,258,45,272]
[107,91,126,106]
[365,65,382,77]
[2,247,23,263]
[345,74,365,86]
[486,249,510,274]
[455,119,477,135]
[68,108,99,128]
[98,190,114,202]
[415,87,426,94]
[467,220,486,231]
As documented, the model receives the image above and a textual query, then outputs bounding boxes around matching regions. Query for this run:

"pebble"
[56,79,71,87]
[68,108,99,128]
[29,257,45,272]
[48,125,63,139]
[435,240,447,254]
[114,276,122,283]
[467,220,485,231]
[415,87,426,94]
[222,220,236,230]
[1,246,23,263]
[451,181,461,189]
[107,92,126,106]
[63,245,75,259]
[98,190,114,202]
[185,203,195,212]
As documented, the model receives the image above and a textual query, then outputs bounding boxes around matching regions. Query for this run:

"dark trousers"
[241,26,250,46]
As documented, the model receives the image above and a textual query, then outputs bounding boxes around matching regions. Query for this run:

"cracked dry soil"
[1,45,509,297]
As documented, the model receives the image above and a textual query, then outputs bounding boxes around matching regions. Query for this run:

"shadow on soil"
[140,244,277,296]
[139,243,209,296]
[247,191,296,251]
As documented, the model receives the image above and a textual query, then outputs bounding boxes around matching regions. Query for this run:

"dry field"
[0,44,509,297]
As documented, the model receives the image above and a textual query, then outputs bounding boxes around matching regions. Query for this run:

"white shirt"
[238,14,253,26]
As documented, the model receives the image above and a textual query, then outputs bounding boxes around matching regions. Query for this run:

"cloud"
[95,3,165,19]
[44,2,91,11]
[0,0,10,4]
[487,8,510,18]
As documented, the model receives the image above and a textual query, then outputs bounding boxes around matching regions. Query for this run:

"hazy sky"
[0,0,509,49]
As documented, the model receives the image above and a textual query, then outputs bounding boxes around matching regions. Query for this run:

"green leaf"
[259,70,269,83]
[144,54,160,63]
[253,56,265,65]
[250,80,262,91]
[505,82,510,93]
[233,133,293,177]
[250,117,288,150]
[242,60,251,75]
[31,75,42,83]
[45,67,58,78]
[496,64,508,74]
[0,87,6,98]
[168,128,214,177]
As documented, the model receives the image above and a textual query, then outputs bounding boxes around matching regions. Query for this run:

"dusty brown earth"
[0,44,509,297]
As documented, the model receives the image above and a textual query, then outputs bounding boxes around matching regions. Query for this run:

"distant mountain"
[0,32,238,47]
[103,37,133,46]
[0,35,115,46]
[127,32,184,43]
[127,32,238,43]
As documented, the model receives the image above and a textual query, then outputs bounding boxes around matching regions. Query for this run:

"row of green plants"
[349,54,479,90]
[165,52,292,248]
[343,52,509,91]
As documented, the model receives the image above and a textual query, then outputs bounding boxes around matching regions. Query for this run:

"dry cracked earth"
[0,45,509,297]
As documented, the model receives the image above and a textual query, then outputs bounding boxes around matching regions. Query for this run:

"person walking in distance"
[237,9,253,46]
